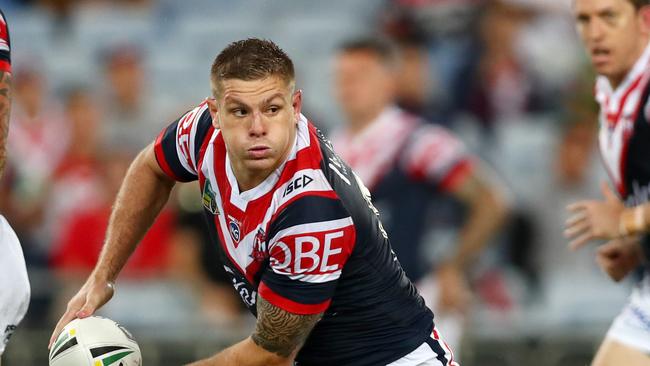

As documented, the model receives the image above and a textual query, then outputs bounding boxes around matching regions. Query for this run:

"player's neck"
[232,168,270,192]
[608,74,626,89]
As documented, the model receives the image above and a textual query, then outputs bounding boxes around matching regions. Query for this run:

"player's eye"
[267,105,281,114]
[232,108,248,117]
[601,10,617,23]
[576,14,589,25]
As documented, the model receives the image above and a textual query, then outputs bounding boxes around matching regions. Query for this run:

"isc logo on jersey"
[270,227,353,276]
[283,174,314,197]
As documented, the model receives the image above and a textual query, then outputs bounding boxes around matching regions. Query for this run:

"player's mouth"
[248,145,272,159]
[591,47,611,67]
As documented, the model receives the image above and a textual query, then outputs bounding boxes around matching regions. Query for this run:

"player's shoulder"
[401,121,467,165]
[268,170,350,238]
[177,100,212,130]
[174,100,214,152]
[275,164,340,213]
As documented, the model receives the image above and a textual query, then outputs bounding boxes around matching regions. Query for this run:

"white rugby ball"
[49,316,142,366]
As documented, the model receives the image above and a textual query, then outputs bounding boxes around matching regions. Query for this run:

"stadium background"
[0,0,634,365]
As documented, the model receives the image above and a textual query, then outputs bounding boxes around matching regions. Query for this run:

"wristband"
[620,206,646,236]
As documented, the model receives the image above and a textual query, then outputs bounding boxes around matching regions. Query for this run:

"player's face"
[574,0,650,85]
[335,51,395,125]
[210,76,302,189]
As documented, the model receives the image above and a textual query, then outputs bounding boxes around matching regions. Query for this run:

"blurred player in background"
[0,7,31,365]
[330,37,509,354]
[565,0,650,364]
[50,38,459,366]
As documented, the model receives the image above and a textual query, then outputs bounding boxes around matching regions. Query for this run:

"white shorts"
[0,215,30,355]
[387,326,459,366]
[606,274,650,354]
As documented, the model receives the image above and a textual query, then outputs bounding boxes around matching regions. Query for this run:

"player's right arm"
[49,103,210,347]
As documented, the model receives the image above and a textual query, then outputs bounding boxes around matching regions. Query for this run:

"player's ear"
[206,97,220,129]
[292,89,303,125]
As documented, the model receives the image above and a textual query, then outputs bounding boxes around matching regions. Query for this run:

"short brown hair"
[210,38,295,97]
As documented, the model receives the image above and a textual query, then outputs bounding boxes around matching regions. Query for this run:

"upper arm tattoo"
[0,71,11,178]
[251,295,323,358]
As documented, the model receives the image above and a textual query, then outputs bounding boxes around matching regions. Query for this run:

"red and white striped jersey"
[330,106,473,193]
[154,102,434,366]
[596,42,650,203]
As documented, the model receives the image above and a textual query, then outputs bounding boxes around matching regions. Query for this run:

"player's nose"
[248,111,266,137]
[587,20,605,42]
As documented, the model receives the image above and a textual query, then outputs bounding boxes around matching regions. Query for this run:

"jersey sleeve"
[153,102,212,182]
[0,8,11,73]
[401,124,474,192]
[259,195,356,315]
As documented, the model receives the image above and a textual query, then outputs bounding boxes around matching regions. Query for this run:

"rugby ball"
[49,316,141,366]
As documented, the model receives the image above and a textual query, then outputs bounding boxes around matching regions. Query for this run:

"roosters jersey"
[154,103,434,366]
[596,43,650,206]
[331,107,474,282]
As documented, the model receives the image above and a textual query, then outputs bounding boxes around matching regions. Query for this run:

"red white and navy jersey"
[330,107,474,282]
[596,43,650,206]
[0,8,10,73]
[154,103,434,366]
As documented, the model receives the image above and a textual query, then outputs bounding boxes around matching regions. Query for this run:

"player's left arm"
[186,295,322,366]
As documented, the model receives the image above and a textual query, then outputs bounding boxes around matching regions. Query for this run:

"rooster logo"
[250,228,267,262]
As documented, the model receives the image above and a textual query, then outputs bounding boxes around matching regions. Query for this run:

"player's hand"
[48,278,115,349]
[435,264,471,314]
[565,182,624,250]
[596,237,642,282]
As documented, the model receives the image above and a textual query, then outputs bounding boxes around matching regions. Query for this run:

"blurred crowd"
[0,0,634,364]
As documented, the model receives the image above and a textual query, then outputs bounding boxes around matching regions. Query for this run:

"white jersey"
[0,215,29,355]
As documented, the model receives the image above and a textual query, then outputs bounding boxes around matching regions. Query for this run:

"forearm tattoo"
[251,295,322,358]
[0,71,10,178]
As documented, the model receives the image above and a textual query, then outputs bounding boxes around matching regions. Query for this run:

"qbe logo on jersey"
[270,225,353,277]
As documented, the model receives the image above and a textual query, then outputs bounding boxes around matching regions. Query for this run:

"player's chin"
[592,62,614,77]
[244,158,277,171]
